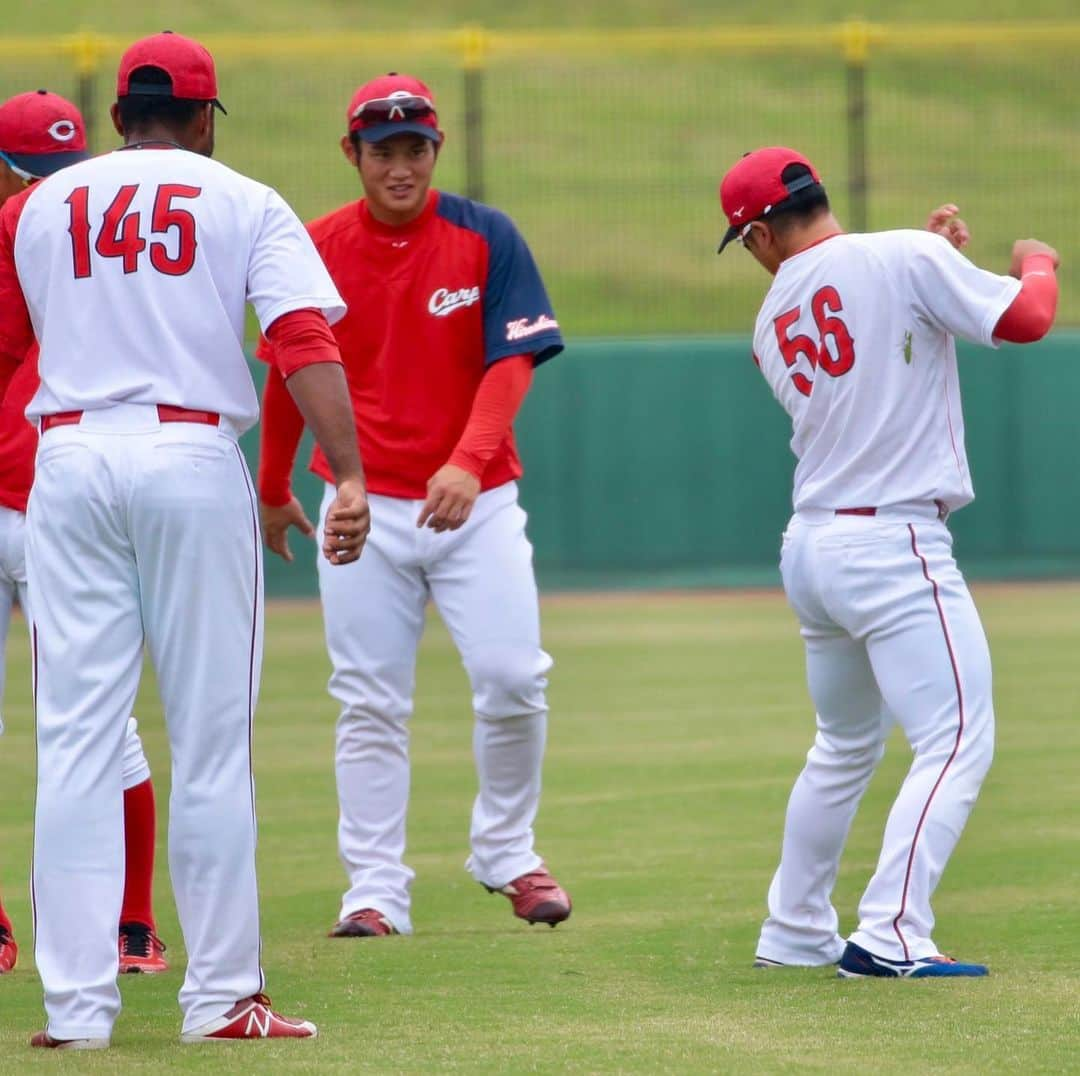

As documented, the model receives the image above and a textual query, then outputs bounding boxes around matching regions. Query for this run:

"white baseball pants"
[317,480,552,934]
[756,506,994,965]
[0,505,150,786]
[27,405,265,1039]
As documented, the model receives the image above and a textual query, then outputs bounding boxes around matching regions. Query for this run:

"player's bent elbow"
[993,303,1057,345]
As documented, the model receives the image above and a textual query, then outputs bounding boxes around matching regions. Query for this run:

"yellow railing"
[3,21,1080,65]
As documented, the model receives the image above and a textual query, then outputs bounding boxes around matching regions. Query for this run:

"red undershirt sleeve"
[993,254,1058,343]
[263,307,343,378]
[257,308,340,506]
[0,191,34,400]
[258,364,304,506]
[447,353,534,478]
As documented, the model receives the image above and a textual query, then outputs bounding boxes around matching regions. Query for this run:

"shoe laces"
[520,868,557,885]
[349,909,391,927]
[0,925,11,947]
[513,869,559,893]
[119,922,165,958]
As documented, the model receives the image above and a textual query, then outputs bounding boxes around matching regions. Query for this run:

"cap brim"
[6,148,88,178]
[212,98,227,115]
[354,121,440,143]
[717,224,740,254]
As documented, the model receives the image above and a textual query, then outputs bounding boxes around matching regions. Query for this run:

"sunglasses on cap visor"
[351,94,434,124]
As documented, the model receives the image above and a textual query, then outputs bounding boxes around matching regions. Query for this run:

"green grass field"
[3,2,1080,335]
[0,586,1076,1072]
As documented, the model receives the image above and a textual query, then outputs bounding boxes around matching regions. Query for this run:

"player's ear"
[191,102,214,157]
[755,221,777,252]
[110,101,125,139]
[341,134,359,168]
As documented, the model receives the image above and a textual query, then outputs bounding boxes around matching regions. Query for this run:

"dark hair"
[765,163,830,233]
[117,66,203,132]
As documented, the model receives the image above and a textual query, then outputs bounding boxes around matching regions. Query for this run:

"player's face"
[347,133,437,226]
[0,160,27,206]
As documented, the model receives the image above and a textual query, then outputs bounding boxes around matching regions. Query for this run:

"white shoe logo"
[245,1006,272,1037]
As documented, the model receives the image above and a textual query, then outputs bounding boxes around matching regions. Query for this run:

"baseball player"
[0,89,168,978]
[717,147,1058,978]
[0,32,368,1048]
[257,73,571,938]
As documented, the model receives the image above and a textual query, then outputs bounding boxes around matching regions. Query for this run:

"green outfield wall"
[245,332,1080,596]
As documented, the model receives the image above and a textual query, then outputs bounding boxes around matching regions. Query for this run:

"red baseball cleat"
[328,908,399,938]
[180,994,317,1043]
[30,1030,109,1050]
[0,927,16,974]
[487,865,572,927]
[118,922,168,974]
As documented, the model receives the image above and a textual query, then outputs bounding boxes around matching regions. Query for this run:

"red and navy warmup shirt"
[258,189,563,498]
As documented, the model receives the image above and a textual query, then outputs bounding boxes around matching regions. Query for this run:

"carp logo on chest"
[428,286,480,317]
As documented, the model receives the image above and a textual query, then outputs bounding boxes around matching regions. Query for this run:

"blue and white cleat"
[837,941,988,979]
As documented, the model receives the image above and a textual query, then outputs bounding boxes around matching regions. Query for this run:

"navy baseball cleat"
[837,941,988,979]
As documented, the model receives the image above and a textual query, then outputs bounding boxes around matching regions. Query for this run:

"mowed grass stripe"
[0,585,1076,1071]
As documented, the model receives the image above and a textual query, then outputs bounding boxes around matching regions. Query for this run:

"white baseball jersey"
[8,147,344,431]
[752,231,1021,513]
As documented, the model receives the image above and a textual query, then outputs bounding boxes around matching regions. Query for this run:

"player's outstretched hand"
[323,477,370,565]
[261,495,315,563]
[926,204,970,250]
[417,464,481,533]
[1009,239,1060,278]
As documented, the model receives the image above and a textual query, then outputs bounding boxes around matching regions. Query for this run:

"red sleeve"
[993,254,1058,343]
[447,354,534,478]
[257,362,306,506]
[0,353,21,404]
[254,329,273,364]
[263,307,343,378]
[0,190,35,371]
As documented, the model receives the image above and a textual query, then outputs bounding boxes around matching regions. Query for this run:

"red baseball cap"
[0,90,88,179]
[117,31,226,113]
[346,73,441,143]
[718,147,824,253]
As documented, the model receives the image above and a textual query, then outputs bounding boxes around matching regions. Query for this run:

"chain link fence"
[1,22,1077,335]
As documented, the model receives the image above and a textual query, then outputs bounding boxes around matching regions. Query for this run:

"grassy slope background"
[8,1,1080,32]
[3,1,1079,334]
